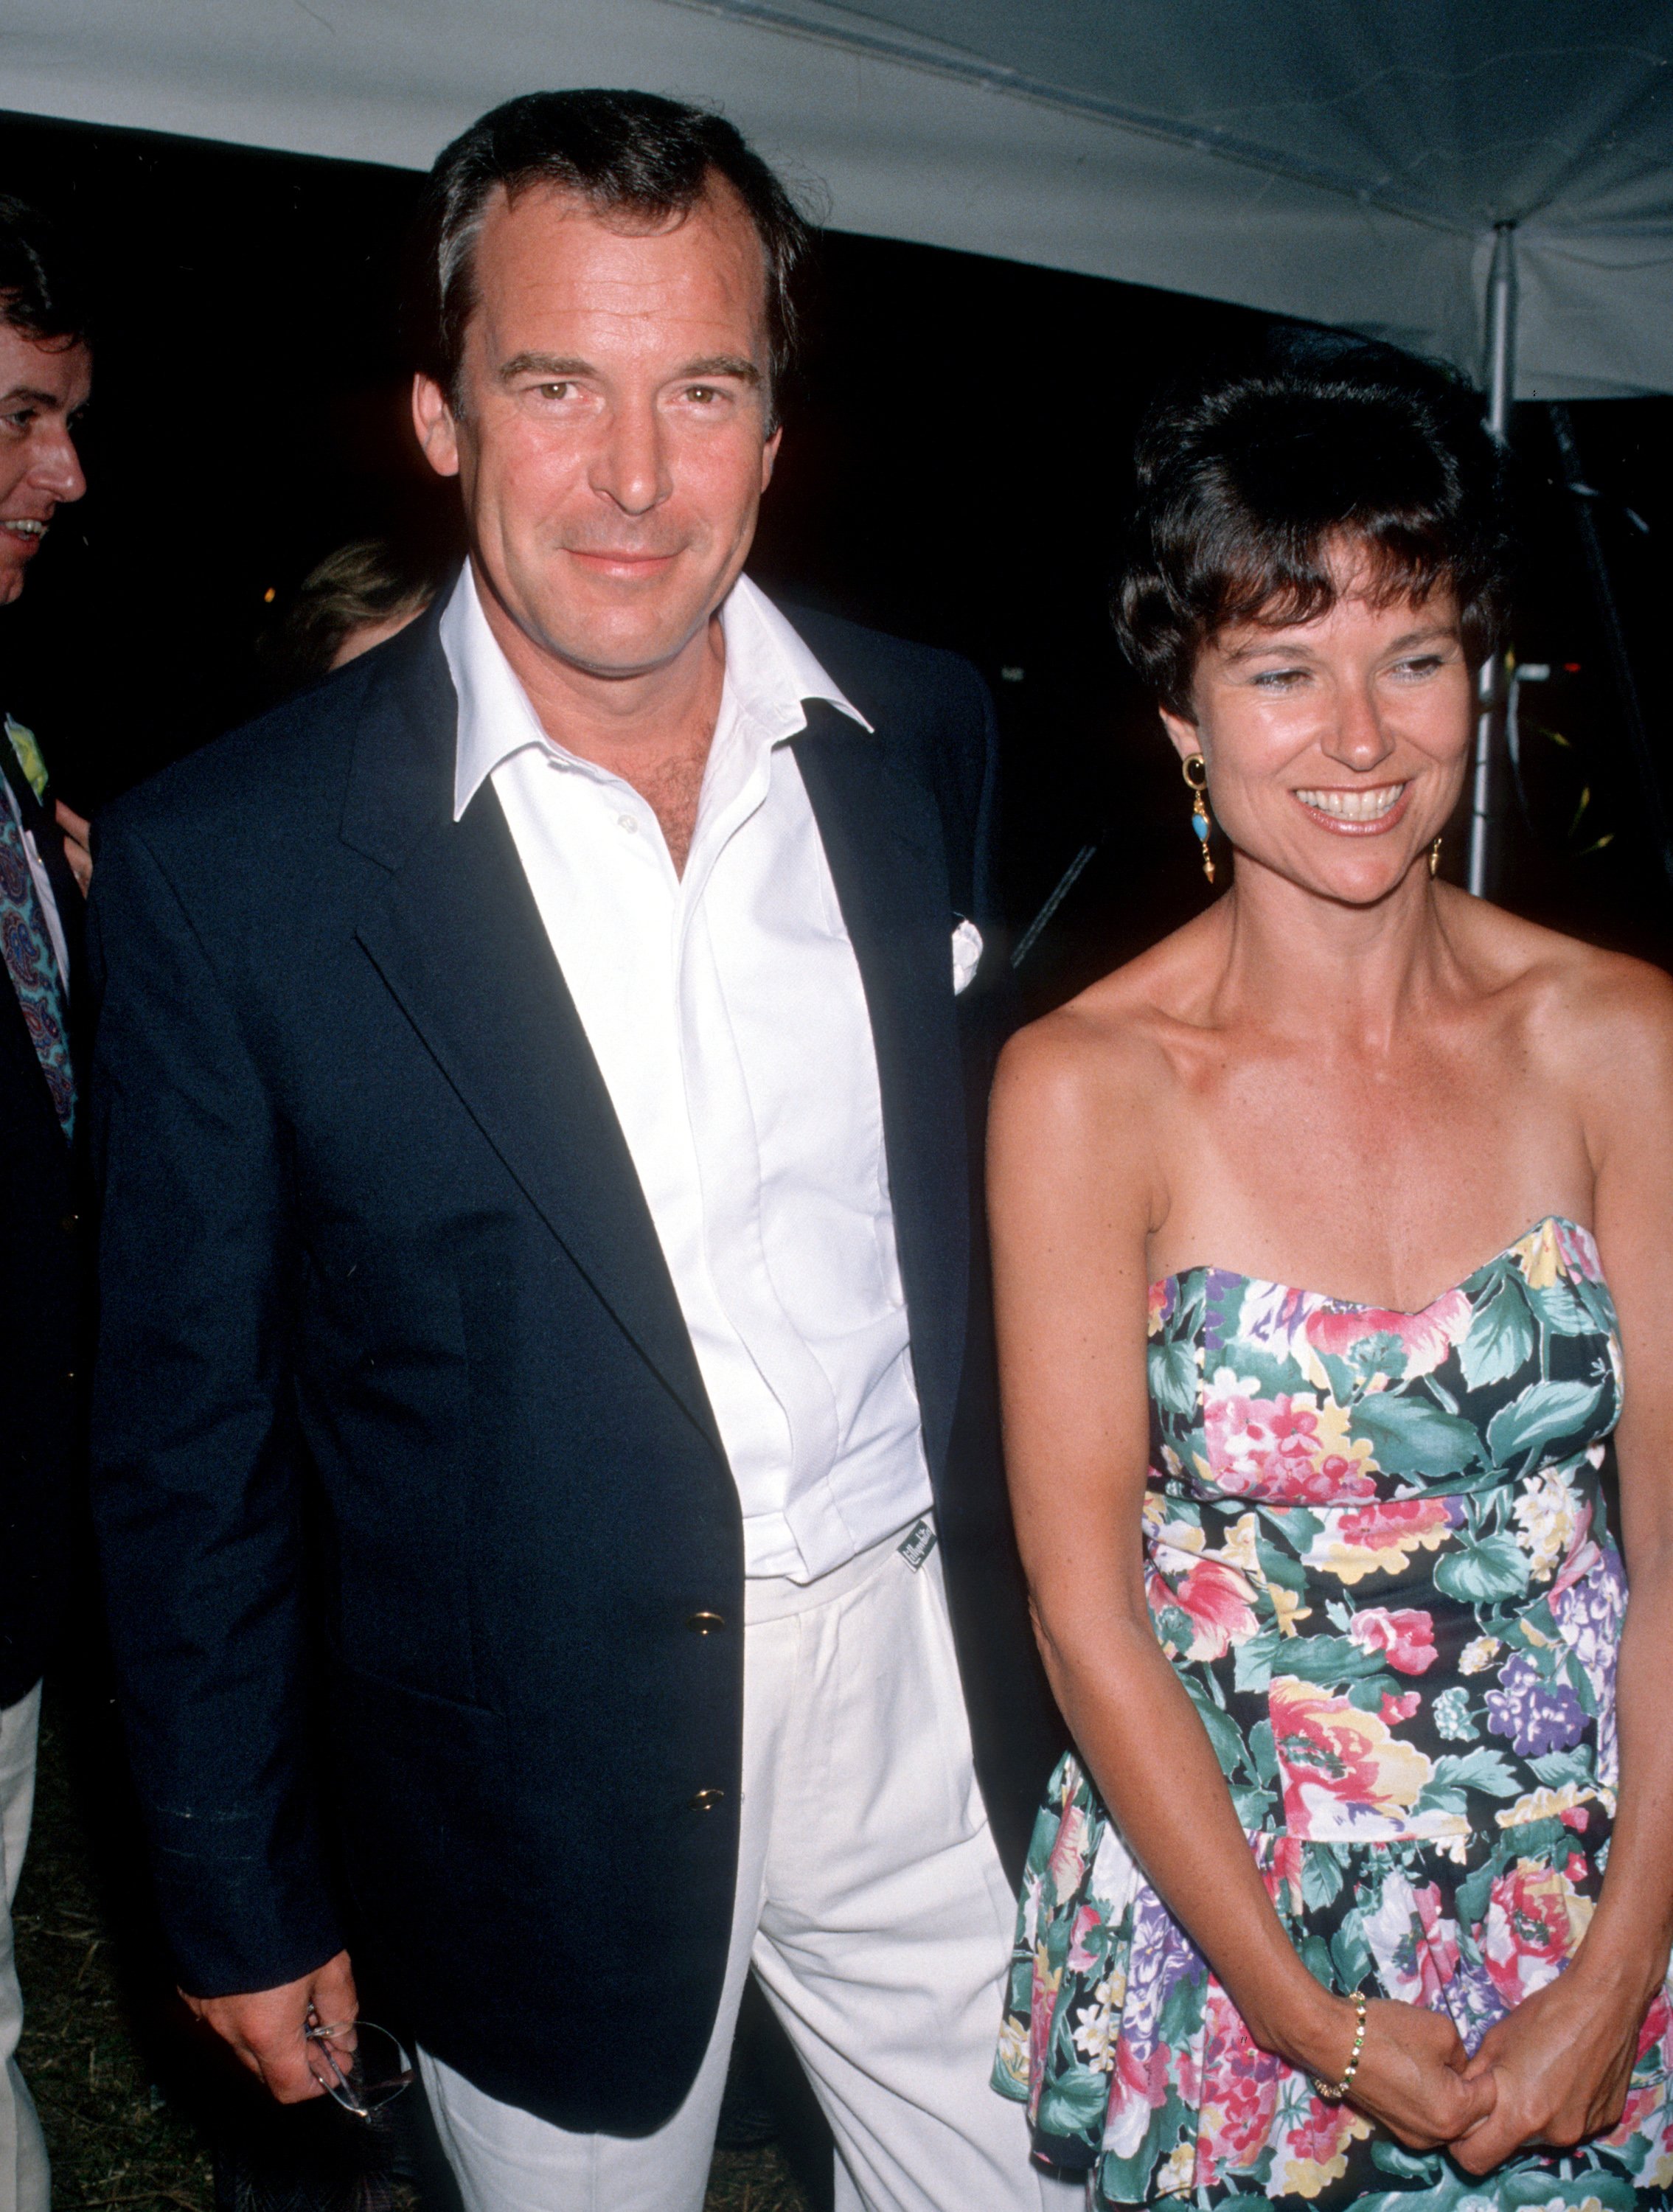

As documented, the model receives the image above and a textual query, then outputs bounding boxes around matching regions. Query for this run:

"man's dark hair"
[1115,335,1511,718]
[0,195,87,349]
[411,89,811,425]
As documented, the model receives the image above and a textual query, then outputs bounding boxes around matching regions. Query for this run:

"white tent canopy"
[4,0,1671,396]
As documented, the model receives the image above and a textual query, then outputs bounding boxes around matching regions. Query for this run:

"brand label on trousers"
[897,1517,937,1571]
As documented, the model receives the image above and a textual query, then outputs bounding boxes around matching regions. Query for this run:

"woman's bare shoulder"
[1463,894,1673,1092]
[993,921,1210,1135]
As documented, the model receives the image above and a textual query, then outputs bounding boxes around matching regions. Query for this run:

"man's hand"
[55,800,91,897]
[183,1950,358,2103]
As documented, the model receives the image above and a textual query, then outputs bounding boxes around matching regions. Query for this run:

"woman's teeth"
[1294,783,1407,821]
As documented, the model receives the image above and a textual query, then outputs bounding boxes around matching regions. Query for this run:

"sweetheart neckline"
[1150,1213,1600,1321]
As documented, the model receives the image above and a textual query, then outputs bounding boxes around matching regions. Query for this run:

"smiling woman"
[987,340,1673,2211]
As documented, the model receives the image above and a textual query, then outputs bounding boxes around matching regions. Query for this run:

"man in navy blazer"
[89,91,1062,2212]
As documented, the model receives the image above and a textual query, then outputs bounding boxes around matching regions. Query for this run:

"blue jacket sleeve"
[86,815,343,1996]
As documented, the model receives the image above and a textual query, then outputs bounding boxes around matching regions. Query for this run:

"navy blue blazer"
[87,595,1061,2134]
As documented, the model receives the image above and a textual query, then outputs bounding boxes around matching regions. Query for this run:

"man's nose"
[1320,679,1396,772]
[31,419,86,507]
[590,397,669,518]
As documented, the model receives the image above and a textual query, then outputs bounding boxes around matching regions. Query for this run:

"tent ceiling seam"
[663,0,1472,237]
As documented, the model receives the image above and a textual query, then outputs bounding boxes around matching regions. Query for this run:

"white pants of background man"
[0,1686,49,2212]
[420,1525,1074,2212]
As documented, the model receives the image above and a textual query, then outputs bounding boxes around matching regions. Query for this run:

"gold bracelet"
[1311,1992,1368,2102]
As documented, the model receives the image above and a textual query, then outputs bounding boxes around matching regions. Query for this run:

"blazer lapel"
[793,706,970,1490]
[345,620,721,1454]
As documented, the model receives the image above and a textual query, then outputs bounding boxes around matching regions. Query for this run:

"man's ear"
[412,374,462,480]
[759,423,782,494]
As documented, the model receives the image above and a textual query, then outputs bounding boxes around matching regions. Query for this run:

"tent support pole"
[1546,403,1673,894]
[1467,221,1516,898]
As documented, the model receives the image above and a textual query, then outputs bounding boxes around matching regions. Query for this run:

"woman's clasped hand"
[1331,1998,1495,2153]
[1451,1964,1652,2172]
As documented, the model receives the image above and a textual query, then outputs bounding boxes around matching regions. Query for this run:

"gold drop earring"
[1429,836,1443,877]
[1182,754,1215,884]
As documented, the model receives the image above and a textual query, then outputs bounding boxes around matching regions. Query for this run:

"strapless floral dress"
[994,1217,1673,2210]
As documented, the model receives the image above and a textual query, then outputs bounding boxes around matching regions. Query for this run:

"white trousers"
[421,1526,1071,2212]
[0,1685,48,2212]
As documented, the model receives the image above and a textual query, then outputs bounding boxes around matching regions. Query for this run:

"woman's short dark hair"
[410,89,813,427]
[0,195,86,349]
[1115,338,1511,719]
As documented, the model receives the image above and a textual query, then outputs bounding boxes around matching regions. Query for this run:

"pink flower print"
[1554,1217,1604,1283]
[1046,1804,1091,1901]
[1147,1279,1171,1336]
[1148,1554,1259,1661]
[1308,1497,1455,1585]
[1066,1904,1103,1973]
[1379,1689,1422,1725]
[1202,1380,1377,1505]
[1484,1858,1592,2008]
[1269,1679,1433,1837]
[1304,1290,1472,1380]
[1349,1607,1439,1675]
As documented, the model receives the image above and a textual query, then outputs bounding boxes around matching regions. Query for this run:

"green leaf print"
[1528,1747,1593,1787]
[1219,1338,1310,1401]
[1433,1534,1531,1603]
[1458,1279,1537,1390]
[1301,1847,1344,1909]
[1183,1674,1245,1778]
[1486,1377,1604,1466]
[1147,1337,1199,1419]
[1525,1278,1592,1335]
[1233,1624,1281,1694]
[1273,1633,1383,1686]
[1346,1672,1402,1711]
[1349,1391,1480,1473]
[1248,1719,1278,1784]
[1036,2065,1110,2139]
[1431,1747,1521,1795]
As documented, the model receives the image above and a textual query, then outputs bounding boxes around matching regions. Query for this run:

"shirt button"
[616,813,638,833]
[686,1611,726,1635]
[60,1212,79,1234]
[689,1788,726,1813]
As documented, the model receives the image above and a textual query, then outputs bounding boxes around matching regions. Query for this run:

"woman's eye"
[1393,655,1445,678]
[1253,668,1307,689]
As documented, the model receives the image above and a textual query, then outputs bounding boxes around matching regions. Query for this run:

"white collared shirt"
[442,566,933,1582]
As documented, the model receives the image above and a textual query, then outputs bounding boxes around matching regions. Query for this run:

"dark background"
[2,107,1670,1011]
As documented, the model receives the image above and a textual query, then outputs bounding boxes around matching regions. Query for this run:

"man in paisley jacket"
[0,195,91,2212]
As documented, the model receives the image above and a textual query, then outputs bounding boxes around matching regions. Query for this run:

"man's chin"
[518,602,717,684]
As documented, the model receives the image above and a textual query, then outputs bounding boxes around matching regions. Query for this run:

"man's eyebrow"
[0,386,60,411]
[495,352,763,386]
[498,352,594,383]
[676,355,762,386]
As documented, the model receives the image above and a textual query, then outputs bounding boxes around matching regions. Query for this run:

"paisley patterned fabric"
[0,795,72,1138]
[995,1217,1673,2209]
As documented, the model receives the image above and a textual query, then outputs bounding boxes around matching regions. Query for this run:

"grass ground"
[15,1696,811,2212]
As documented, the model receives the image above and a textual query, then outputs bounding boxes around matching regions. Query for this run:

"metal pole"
[1012,841,1099,970]
[1546,403,1673,894]
[1467,221,1517,898]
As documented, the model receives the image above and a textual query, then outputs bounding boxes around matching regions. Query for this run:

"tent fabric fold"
[3,0,1669,395]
